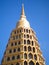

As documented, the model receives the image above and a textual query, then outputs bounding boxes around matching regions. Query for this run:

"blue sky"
[0,0,49,65]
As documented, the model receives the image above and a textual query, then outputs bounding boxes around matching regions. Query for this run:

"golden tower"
[1,5,45,65]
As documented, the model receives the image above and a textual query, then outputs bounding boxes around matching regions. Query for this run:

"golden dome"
[16,4,30,28]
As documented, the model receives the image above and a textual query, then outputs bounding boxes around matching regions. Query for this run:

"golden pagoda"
[1,5,45,65]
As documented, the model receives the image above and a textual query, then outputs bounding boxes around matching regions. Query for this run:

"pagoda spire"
[21,4,26,18]
[21,4,25,16]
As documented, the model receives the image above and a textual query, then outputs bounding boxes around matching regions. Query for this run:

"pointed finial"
[20,4,26,18]
[21,4,25,16]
